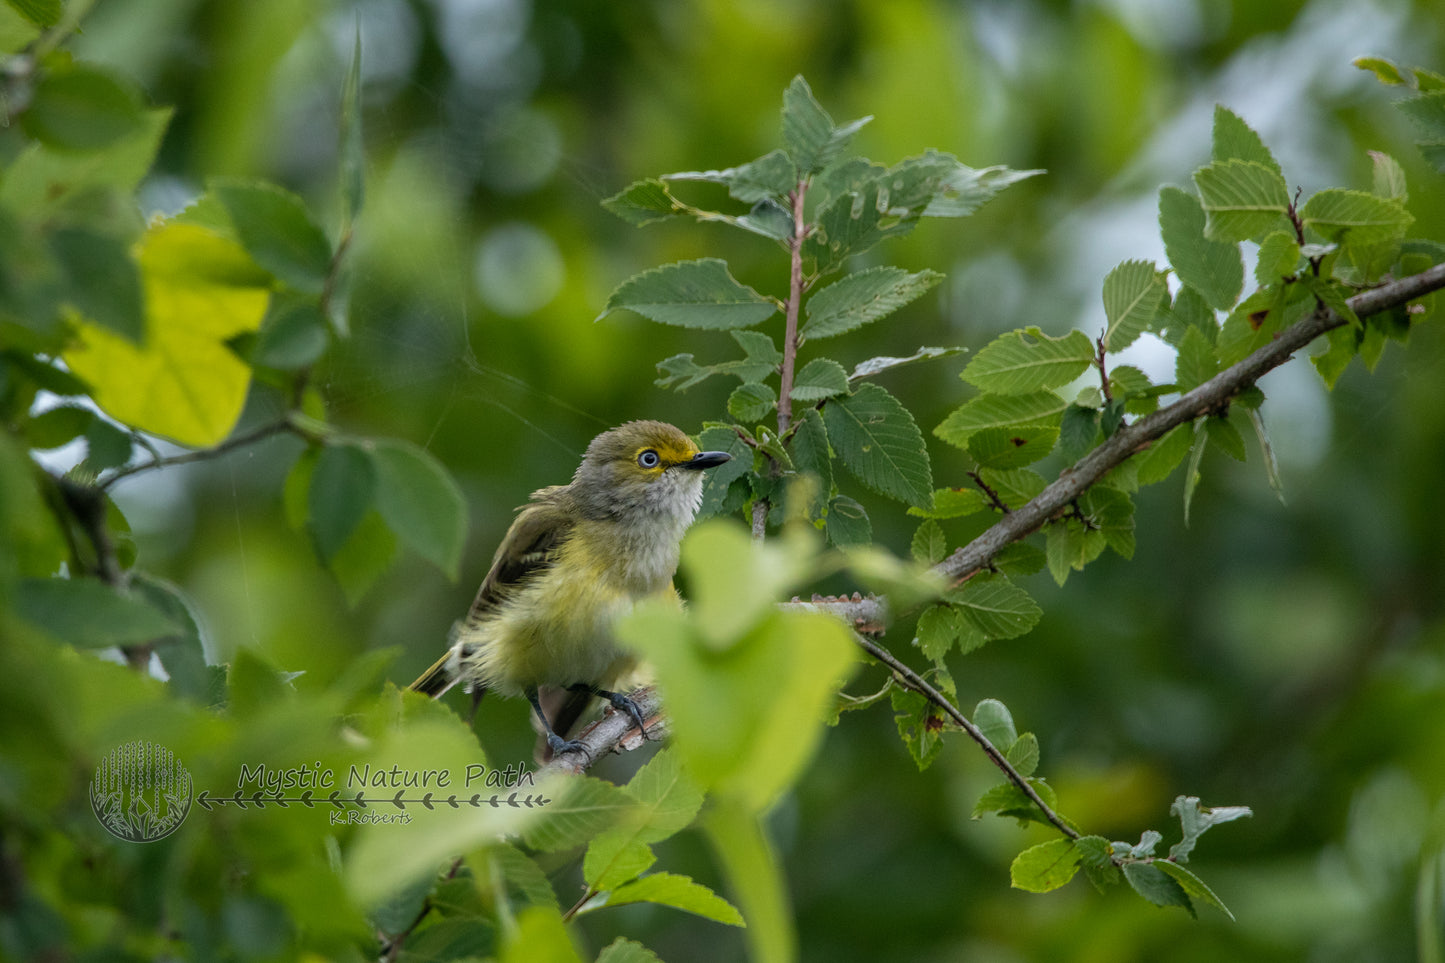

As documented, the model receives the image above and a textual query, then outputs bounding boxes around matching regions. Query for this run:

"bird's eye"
[638,449,661,469]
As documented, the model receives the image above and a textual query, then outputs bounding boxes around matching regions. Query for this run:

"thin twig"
[775,183,809,437]
[99,417,299,491]
[852,632,1078,839]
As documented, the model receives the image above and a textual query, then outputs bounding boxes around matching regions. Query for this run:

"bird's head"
[571,420,731,524]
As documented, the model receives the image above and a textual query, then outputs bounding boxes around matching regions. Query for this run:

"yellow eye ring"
[637,449,660,469]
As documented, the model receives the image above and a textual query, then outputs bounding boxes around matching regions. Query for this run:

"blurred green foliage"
[4,0,1445,961]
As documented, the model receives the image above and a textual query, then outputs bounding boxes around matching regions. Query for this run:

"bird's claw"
[608,692,648,738]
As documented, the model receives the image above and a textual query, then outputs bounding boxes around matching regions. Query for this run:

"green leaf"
[83,418,134,472]
[1302,274,1360,327]
[14,576,179,647]
[130,573,211,702]
[667,149,796,204]
[213,179,334,295]
[1075,836,1120,890]
[620,748,706,841]
[1123,863,1194,915]
[604,872,745,926]
[1006,732,1040,778]
[49,228,145,343]
[21,64,144,151]
[1154,861,1236,920]
[338,24,366,228]
[602,178,684,226]
[801,266,942,340]
[728,382,777,423]
[369,439,468,579]
[490,843,560,912]
[1086,485,1136,559]
[696,427,753,518]
[973,698,1017,748]
[1158,186,1243,312]
[910,518,946,566]
[596,939,665,963]
[1369,150,1408,201]
[920,163,1045,218]
[975,467,1047,507]
[849,345,966,381]
[25,404,93,449]
[520,776,634,853]
[914,603,961,661]
[1311,325,1356,390]
[1255,230,1302,284]
[907,487,987,519]
[790,357,850,402]
[6,0,61,27]
[500,907,581,963]
[1206,413,1246,462]
[1353,56,1407,86]
[1248,407,1286,504]
[1,108,170,222]
[1211,105,1282,173]
[1193,160,1291,242]
[892,681,952,770]
[251,296,329,369]
[962,327,1094,394]
[790,407,833,493]
[973,778,1060,827]
[1011,838,1083,893]
[655,330,781,392]
[583,834,656,893]
[782,75,869,178]
[950,576,1041,642]
[1057,404,1100,462]
[1175,325,1219,393]
[824,494,870,547]
[966,425,1059,469]
[1159,284,1218,347]
[308,442,376,562]
[1398,89,1445,136]
[1183,421,1208,526]
[1102,261,1167,353]
[62,222,271,447]
[1299,189,1413,246]
[821,383,932,507]
[934,391,1066,449]
[618,537,856,811]
[599,258,777,329]
[1045,519,1104,586]
[1169,795,1253,863]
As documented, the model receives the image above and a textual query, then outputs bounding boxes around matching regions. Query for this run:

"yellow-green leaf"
[64,223,271,447]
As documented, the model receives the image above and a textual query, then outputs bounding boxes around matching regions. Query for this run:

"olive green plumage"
[409,420,731,755]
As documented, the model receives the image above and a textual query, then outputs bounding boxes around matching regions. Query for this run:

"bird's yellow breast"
[454,518,681,696]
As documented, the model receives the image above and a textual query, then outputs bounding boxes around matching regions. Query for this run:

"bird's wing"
[466,486,574,620]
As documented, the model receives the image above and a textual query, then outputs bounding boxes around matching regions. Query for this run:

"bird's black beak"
[683,450,732,470]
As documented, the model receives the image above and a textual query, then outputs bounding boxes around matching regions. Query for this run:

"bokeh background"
[65,0,1445,959]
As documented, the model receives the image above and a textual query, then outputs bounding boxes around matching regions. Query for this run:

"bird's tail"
[409,650,461,698]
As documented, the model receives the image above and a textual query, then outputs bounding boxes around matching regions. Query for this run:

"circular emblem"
[90,741,193,842]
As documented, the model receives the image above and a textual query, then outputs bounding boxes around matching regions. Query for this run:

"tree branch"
[540,686,666,777]
[937,262,1445,584]
[850,632,1078,839]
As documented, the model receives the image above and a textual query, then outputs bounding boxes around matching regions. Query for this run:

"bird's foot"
[546,732,591,760]
[606,691,648,738]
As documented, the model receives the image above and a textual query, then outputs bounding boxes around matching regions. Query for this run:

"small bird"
[409,420,732,757]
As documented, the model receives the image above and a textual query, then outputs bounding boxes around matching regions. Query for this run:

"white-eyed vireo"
[409,421,731,756]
